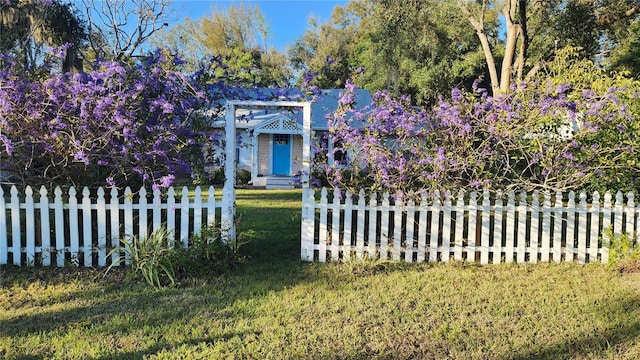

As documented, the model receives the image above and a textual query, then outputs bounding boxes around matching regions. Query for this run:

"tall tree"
[457,0,640,95]
[151,3,291,87]
[289,6,361,89]
[80,0,171,61]
[0,0,86,73]
[290,0,485,105]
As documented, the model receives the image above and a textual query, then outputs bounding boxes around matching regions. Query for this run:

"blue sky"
[170,0,349,51]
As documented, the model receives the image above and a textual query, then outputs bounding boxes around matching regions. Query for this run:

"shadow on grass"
[507,295,640,360]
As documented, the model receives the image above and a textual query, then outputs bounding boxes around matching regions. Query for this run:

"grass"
[1,189,640,359]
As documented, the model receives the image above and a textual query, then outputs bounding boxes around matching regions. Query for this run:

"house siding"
[258,133,270,175]
[292,135,303,174]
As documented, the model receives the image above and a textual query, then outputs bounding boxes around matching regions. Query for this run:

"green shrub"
[236,169,251,185]
[604,227,640,265]
[105,227,176,288]
[169,223,245,278]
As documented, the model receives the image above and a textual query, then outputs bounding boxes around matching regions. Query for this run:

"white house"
[209,88,372,189]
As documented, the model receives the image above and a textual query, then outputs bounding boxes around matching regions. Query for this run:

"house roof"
[209,88,372,131]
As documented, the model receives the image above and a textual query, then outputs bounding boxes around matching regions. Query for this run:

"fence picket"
[318,188,328,262]
[392,197,402,261]
[380,193,390,259]
[504,192,515,263]
[68,187,80,265]
[442,192,453,262]
[565,192,577,262]
[540,192,551,262]
[54,187,65,266]
[552,191,563,263]
[589,192,601,262]
[152,188,162,233]
[0,186,7,265]
[530,191,540,264]
[194,187,202,236]
[493,192,504,264]
[367,193,378,258]
[405,198,416,262]
[123,187,134,265]
[166,187,176,248]
[614,192,624,240]
[7,187,27,264]
[453,192,464,261]
[468,192,478,261]
[180,187,190,248]
[96,188,106,267]
[138,188,148,242]
[417,197,428,262]
[601,192,612,263]
[356,190,366,260]
[626,192,635,241]
[109,187,120,265]
[38,187,51,266]
[330,191,341,261]
[480,191,490,265]
[207,186,216,225]
[577,192,588,263]
[429,193,441,262]
[82,187,93,267]
[516,192,527,263]
[343,192,354,261]
[25,187,36,265]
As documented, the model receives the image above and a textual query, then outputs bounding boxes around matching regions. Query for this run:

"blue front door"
[272,134,291,175]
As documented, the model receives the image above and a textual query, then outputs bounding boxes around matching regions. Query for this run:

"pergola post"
[222,101,237,242]
[300,102,313,261]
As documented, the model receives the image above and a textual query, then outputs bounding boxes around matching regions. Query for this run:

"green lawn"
[2,189,640,359]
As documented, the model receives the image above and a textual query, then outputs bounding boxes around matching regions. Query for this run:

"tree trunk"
[62,47,84,74]
[500,0,521,93]
[457,0,500,96]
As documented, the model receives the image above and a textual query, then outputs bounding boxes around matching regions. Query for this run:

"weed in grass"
[169,223,245,278]
[604,227,640,272]
[339,249,396,275]
[106,226,176,288]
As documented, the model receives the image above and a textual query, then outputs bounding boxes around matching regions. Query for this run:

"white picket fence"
[0,185,224,267]
[300,187,640,264]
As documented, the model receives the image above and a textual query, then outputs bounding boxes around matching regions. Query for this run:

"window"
[274,134,289,145]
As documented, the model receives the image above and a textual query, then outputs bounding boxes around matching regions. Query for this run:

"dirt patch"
[616,259,640,274]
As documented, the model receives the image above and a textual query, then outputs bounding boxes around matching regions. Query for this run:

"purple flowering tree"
[323,77,640,199]
[0,48,207,190]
